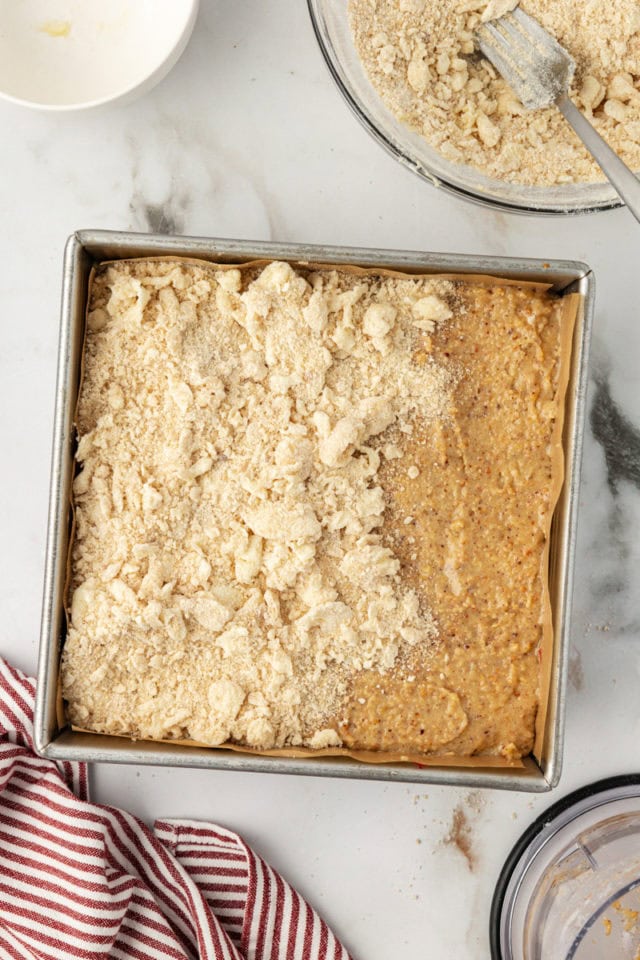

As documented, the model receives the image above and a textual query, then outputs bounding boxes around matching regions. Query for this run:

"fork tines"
[476,8,576,111]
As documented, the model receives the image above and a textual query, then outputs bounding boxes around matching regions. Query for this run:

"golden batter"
[340,285,562,759]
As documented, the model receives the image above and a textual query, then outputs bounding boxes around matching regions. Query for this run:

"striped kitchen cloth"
[0,658,352,960]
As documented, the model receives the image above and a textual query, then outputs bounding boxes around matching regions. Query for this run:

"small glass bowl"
[307,0,622,216]
[491,775,640,959]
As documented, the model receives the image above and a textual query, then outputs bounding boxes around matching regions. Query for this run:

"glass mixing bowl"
[307,0,623,216]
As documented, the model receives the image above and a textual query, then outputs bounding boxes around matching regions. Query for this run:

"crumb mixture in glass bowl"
[308,0,640,214]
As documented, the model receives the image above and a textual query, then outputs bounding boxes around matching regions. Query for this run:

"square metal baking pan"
[35,229,595,792]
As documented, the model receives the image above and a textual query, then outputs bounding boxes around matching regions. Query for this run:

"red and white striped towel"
[0,658,352,960]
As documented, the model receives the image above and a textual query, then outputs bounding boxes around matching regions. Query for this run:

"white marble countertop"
[2,3,640,957]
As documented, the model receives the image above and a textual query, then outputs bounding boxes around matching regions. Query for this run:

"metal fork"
[476,7,640,223]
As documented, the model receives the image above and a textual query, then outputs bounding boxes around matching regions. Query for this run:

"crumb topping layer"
[62,259,455,749]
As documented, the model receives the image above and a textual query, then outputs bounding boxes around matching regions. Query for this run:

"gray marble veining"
[591,373,640,493]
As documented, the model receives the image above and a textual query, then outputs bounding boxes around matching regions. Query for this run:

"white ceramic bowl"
[0,0,199,111]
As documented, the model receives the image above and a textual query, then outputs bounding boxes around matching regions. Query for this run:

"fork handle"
[557,94,640,224]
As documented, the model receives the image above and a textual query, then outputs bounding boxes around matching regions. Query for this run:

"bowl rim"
[306,0,624,218]
[0,0,200,112]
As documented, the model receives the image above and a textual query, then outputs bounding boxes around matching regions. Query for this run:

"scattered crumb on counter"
[444,805,476,871]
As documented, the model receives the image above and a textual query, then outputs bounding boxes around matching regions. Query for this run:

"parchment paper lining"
[60,256,580,770]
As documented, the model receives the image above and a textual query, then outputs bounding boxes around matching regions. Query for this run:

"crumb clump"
[349,0,640,186]
[61,259,455,749]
